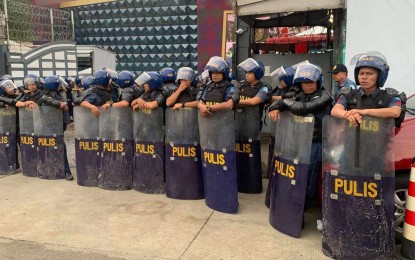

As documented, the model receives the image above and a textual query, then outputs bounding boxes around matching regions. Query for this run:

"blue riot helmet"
[82,76,94,90]
[205,56,230,80]
[43,75,61,91]
[176,67,195,84]
[93,70,111,87]
[135,71,162,91]
[0,80,17,95]
[270,66,296,88]
[293,62,323,88]
[75,76,84,86]
[351,51,389,87]
[24,74,40,88]
[117,70,134,88]
[192,73,200,87]
[160,68,177,83]
[237,58,265,80]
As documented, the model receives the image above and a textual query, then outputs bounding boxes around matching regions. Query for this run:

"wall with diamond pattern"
[64,0,197,75]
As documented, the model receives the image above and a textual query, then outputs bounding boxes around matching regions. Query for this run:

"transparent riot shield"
[265,119,277,208]
[19,107,37,177]
[235,106,262,194]
[199,110,238,214]
[74,107,100,187]
[99,107,133,190]
[269,111,314,237]
[322,116,395,259]
[132,108,165,194]
[33,106,65,179]
[0,107,17,175]
[165,108,203,200]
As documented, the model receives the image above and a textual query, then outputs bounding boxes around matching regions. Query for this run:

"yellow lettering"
[274,159,296,179]
[0,136,9,144]
[21,136,33,145]
[38,137,56,147]
[368,183,378,198]
[135,143,154,154]
[334,178,378,198]
[205,102,219,106]
[235,143,251,153]
[79,141,99,151]
[203,151,226,165]
[103,142,124,152]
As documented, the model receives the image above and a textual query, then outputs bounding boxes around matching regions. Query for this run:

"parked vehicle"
[394,94,415,240]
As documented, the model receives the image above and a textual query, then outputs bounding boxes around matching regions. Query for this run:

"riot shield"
[322,116,395,259]
[235,106,262,194]
[74,107,100,187]
[33,106,65,179]
[165,108,203,200]
[199,110,238,214]
[99,107,133,190]
[132,108,165,194]
[265,120,277,208]
[19,107,37,177]
[269,111,314,237]
[0,107,17,175]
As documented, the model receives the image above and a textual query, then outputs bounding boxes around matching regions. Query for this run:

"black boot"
[65,171,74,181]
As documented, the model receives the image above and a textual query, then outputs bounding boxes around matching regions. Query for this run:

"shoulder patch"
[340,86,352,94]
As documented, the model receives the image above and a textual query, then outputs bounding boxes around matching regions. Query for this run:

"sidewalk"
[0,125,329,260]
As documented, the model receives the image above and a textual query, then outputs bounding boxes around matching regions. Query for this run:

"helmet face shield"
[177,67,195,82]
[103,68,118,80]
[350,51,388,67]
[205,56,229,73]
[0,80,16,93]
[237,58,259,72]
[135,72,151,86]
[294,63,323,83]
[270,66,287,82]
[24,78,37,86]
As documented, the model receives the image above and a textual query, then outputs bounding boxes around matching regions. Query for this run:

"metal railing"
[0,0,74,53]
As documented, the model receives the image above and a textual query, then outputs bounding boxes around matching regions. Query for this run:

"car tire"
[395,170,410,243]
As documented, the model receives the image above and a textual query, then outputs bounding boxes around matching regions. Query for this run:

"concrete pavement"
[0,125,329,260]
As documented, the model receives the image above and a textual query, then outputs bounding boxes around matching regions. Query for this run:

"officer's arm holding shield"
[131,72,166,110]
[331,52,402,126]
[102,70,137,111]
[166,67,198,110]
[80,70,113,117]
[0,80,37,108]
[323,52,401,259]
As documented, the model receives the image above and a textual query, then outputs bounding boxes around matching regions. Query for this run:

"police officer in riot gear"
[323,51,400,260]
[80,70,113,116]
[166,67,198,109]
[331,51,401,124]
[197,56,238,115]
[160,68,177,96]
[270,65,299,102]
[131,71,167,110]
[101,70,143,110]
[40,75,73,180]
[269,62,332,206]
[237,58,269,119]
[72,76,94,106]
[0,79,37,108]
